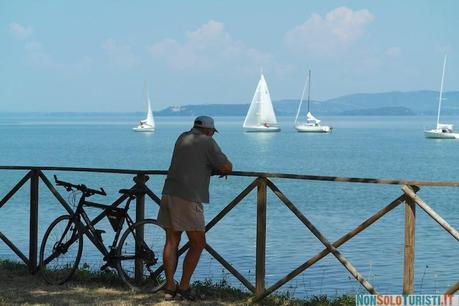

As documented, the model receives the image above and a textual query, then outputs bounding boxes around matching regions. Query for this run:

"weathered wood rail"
[0,165,458,301]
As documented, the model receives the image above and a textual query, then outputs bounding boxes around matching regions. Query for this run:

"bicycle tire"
[39,214,83,285]
[116,219,166,292]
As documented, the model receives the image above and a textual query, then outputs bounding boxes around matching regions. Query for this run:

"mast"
[307,70,311,113]
[436,55,447,128]
[295,71,309,124]
[144,81,150,112]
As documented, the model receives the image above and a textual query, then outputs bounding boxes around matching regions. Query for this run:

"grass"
[0,259,355,305]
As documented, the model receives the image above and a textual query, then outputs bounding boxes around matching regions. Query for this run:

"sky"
[1,0,458,112]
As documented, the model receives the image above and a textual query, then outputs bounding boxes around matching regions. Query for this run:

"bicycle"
[39,175,166,292]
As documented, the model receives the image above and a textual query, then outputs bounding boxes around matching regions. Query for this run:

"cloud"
[23,40,60,69]
[102,39,140,68]
[24,41,42,51]
[9,23,89,71]
[434,45,452,56]
[147,20,271,72]
[285,7,373,56]
[385,47,401,57]
[9,23,57,68]
[73,56,94,73]
[9,22,33,40]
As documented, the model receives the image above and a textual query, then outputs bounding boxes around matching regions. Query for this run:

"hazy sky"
[1,1,458,112]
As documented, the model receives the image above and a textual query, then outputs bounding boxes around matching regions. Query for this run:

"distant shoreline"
[1,90,459,116]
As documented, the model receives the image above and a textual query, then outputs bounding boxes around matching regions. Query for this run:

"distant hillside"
[157,104,248,116]
[156,91,459,116]
[338,106,415,116]
[321,91,459,115]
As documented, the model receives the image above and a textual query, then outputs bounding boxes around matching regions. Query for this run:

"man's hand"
[213,161,232,179]
[218,162,232,174]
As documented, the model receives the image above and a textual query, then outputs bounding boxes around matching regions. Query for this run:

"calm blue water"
[0,114,458,297]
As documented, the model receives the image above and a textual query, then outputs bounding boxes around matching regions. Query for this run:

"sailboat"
[243,73,280,132]
[294,70,332,133]
[133,83,155,132]
[424,55,459,139]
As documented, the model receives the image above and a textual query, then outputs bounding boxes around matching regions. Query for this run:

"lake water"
[0,114,458,297]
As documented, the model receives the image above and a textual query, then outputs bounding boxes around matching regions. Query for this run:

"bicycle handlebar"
[54,175,107,196]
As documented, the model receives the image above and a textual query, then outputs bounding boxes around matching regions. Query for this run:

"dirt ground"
[0,264,248,306]
[0,261,359,306]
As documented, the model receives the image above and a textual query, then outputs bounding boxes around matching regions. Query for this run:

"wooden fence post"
[256,177,267,298]
[135,173,146,282]
[29,169,39,274]
[403,186,416,294]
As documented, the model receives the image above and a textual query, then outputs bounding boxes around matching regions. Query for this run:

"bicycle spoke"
[39,215,83,285]
[117,219,166,292]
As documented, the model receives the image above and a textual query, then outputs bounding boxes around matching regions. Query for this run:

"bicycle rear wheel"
[116,219,166,292]
[39,215,83,284]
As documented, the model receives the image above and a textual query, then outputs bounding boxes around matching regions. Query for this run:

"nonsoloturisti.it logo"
[356,294,458,306]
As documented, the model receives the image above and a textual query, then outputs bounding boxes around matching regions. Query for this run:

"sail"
[243,74,278,127]
[141,86,155,128]
[437,123,453,131]
[145,95,155,127]
[306,112,320,124]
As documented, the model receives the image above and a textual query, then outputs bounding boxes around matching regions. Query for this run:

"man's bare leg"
[179,230,206,290]
[163,229,182,289]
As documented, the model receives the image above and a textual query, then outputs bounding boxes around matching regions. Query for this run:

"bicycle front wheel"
[39,215,83,284]
[116,219,166,292]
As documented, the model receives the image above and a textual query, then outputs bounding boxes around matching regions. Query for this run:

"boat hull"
[244,126,281,132]
[295,124,332,133]
[424,130,459,139]
[133,127,155,132]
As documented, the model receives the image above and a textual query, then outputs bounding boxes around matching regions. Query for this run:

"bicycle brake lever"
[100,188,107,196]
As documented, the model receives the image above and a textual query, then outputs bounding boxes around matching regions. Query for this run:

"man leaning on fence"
[157,115,232,301]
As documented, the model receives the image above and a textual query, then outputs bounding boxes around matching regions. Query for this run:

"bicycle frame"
[76,193,137,258]
[46,191,138,266]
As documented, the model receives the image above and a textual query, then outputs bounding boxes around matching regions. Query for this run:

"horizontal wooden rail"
[2,165,459,187]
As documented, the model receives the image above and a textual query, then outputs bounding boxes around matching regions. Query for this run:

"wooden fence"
[0,166,458,301]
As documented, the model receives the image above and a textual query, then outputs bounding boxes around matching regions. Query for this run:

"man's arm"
[217,161,232,175]
[208,139,232,175]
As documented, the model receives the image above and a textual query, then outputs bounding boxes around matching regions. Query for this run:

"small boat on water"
[243,73,280,132]
[133,83,155,132]
[424,55,459,139]
[294,70,332,133]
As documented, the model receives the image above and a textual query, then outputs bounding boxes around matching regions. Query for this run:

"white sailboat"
[133,84,155,132]
[294,70,332,133]
[243,73,280,132]
[424,55,459,139]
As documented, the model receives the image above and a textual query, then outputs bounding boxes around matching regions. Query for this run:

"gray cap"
[194,115,218,132]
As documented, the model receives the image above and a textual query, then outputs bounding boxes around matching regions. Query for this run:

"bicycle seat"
[118,188,145,196]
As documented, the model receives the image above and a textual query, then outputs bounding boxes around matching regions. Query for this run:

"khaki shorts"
[157,195,205,232]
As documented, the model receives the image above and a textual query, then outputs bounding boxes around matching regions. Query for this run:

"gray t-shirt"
[162,128,230,203]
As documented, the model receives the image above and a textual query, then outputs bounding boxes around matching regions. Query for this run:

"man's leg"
[163,229,182,289]
[179,230,206,290]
